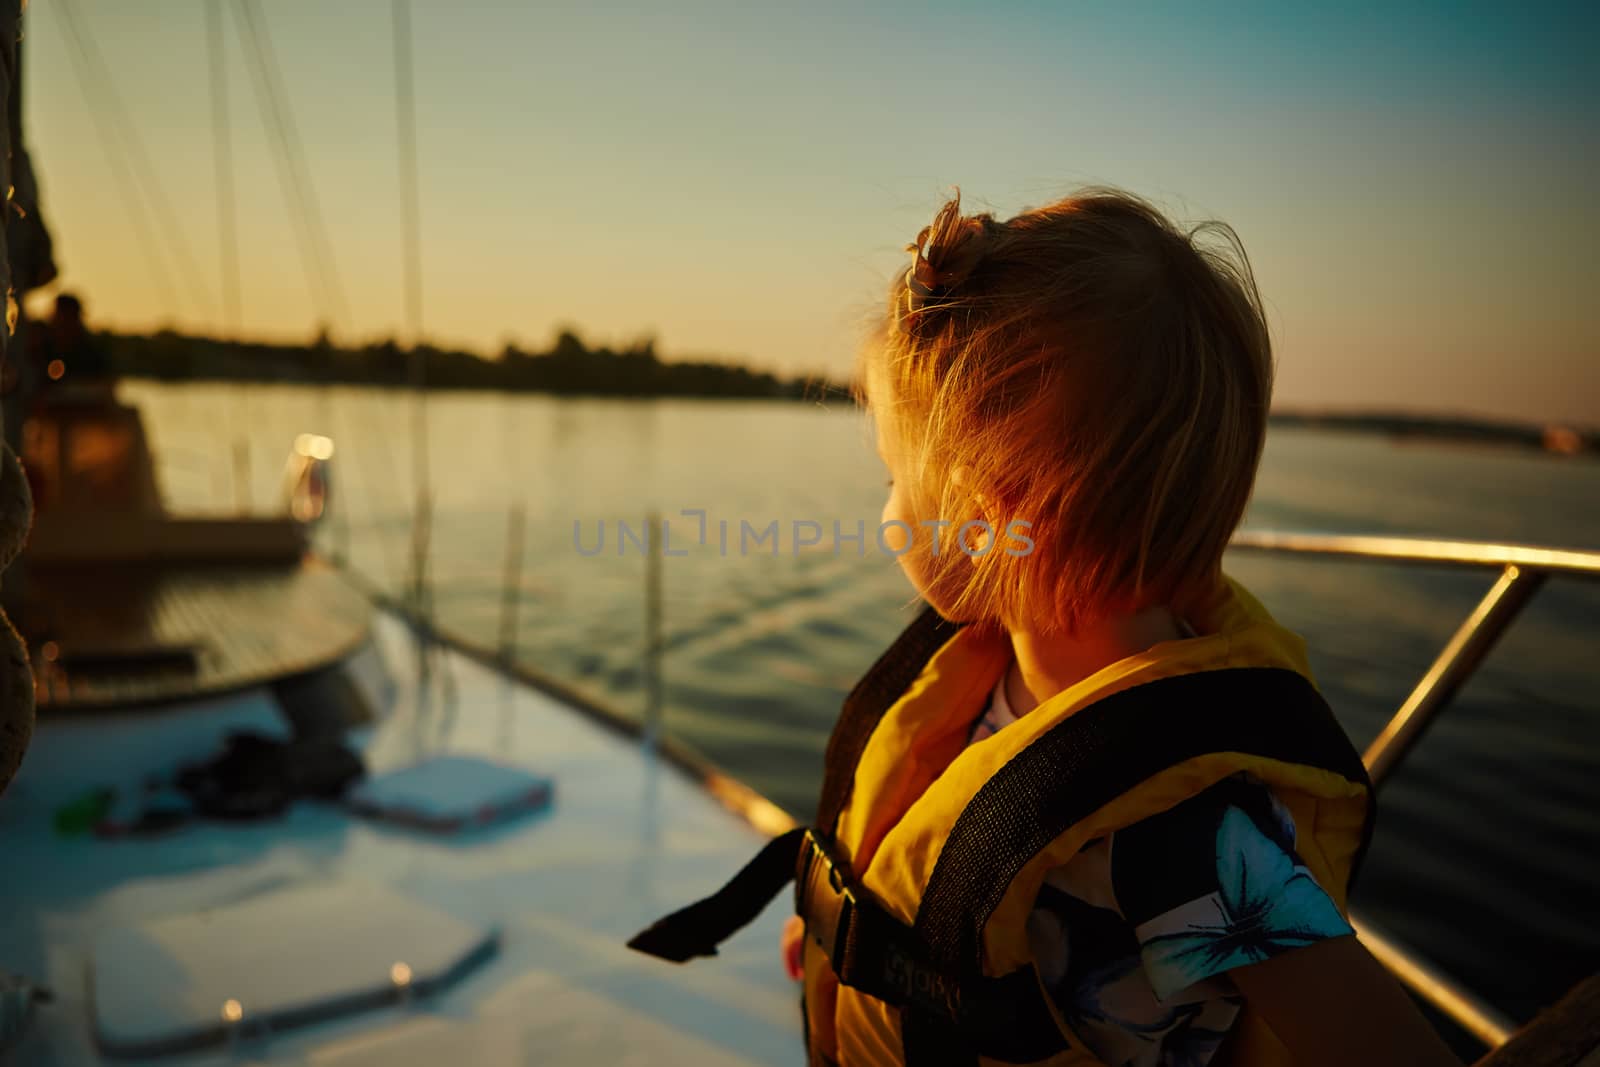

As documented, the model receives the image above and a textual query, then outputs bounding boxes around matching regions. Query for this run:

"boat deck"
[24,560,370,712]
[1,609,802,1065]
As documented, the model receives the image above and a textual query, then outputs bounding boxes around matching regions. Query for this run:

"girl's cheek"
[881,517,912,555]
[880,486,912,553]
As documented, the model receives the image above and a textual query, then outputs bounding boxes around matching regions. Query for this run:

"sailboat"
[0,4,1595,1065]
[7,0,358,716]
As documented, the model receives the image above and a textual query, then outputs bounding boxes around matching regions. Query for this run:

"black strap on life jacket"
[816,606,964,831]
[627,606,957,965]
[627,608,1375,1066]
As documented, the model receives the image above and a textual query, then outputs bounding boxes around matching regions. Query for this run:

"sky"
[21,1,1600,424]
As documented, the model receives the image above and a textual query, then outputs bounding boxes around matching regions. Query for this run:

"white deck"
[0,612,803,1065]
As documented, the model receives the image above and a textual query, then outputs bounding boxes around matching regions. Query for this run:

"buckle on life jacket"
[630,825,1063,1061]
[796,830,969,1026]
[797,829,857,966]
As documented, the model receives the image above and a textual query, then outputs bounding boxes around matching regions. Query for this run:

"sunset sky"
[22,2,1599,424]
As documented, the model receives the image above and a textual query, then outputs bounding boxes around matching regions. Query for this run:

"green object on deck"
[53,787,113,837]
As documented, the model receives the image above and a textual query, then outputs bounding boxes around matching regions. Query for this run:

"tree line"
[94,326,849,401]
[79,326,1594,453]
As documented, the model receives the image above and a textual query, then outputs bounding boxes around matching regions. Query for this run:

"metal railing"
[1228,530,1600,1050]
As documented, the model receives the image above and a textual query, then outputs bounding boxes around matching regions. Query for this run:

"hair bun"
[899,190,991,335]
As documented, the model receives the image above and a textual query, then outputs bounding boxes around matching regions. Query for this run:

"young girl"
[632,189,1459,1066]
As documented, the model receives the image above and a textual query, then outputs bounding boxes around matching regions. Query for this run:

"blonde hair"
[862,187,1272,634]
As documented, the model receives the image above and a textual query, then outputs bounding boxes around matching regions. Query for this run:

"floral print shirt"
[968,671,1353,1067]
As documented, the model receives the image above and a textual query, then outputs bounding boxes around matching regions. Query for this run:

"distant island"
[87,327,1595,455]
[1267,410,1596,457]
[94,326,848,401]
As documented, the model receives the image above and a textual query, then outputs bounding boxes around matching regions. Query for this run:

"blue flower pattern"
[1020,781,1354,1067]
[969,682,1352,1067]
[1138,804,1352,998]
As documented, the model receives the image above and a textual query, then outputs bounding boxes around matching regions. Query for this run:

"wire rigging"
[54,0,217,320]
[51,0,180,314]
[393,0,424,354]
[393,0,431,617]
[205,0,255,512]
[205,0,242,333]
[233,0,350,332]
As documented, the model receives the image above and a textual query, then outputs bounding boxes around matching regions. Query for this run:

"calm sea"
[125,380,1600,1025]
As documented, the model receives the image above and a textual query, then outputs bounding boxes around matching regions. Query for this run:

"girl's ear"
[954,472,1000,563]
[950,466,1001,520]
[964,519,994,562]
[945,466,972,509]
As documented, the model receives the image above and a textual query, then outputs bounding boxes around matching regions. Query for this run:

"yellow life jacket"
[630,575,1374,1067]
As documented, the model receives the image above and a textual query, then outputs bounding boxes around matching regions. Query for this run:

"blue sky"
[23,1,1600,422]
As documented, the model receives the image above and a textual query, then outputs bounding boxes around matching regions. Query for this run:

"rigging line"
[56,0,217,320]
[205,0,242,333]
[233,0,361,534]
[206,0,252,513]
[234,0,350,332]
[392,1,450,708]
[392,0,424,350]
[246,0,349,334]
[231,0,335,328]
[50,0,179,314]
[393,0,431,613]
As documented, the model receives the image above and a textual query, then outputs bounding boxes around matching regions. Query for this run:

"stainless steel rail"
[1230,530,1600,579]
[1353,919,1515,1048]
[1228,530,1600,1050]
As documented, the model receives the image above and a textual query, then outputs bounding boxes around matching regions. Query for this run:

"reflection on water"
[122,380,1600,1022]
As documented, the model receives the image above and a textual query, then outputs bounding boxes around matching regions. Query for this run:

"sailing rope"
[206,0,242,334]
[389,0,455,720]
[204,0,255,512]
[55,0,217,321]
[234,0,349,332]
[50,0,181,315]
[392,0,431,621]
